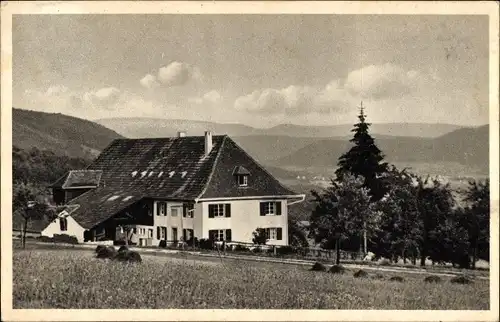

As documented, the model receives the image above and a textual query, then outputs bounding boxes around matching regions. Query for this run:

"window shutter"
[225,204,231,217]
[208,205,215,218]
[260,202,266,216]
[276,201,282,216]
[183,229,187,241]
[209,230,217,240]
[277,228,283,240]
[183,204,187,217]
[157,226,160,239]
[225,229,232,242]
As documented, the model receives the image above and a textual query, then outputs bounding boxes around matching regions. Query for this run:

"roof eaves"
[195,135,228,201]
[48,171,70,189]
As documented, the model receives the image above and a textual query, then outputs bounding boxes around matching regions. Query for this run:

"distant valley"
[13,109,489,192]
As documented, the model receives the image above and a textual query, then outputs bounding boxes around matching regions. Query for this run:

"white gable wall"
[41,215,86,243]
[200,199,288,246]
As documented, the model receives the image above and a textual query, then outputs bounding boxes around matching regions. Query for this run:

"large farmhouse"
[42,132,305,246]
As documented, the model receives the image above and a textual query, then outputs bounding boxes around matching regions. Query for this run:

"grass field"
[13,248,489,309]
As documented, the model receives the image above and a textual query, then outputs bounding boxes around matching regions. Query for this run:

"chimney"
[178,131,186,138]
[204,131,213,156]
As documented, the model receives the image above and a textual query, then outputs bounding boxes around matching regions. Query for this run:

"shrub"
[53,234,79,244]
[95,245,106,253]
[96,246,116,259]
[113,250,142,263]
[389,276,404,282]
[329,264,346,274]
[37,236,54,243]
[424,275,442,283]
[353,269,368,278]
[158,240,167,248]
[378,258,391,266]
[198,239,214,250]
[234,244,250,252]
[113,239,126,246]
[276,246,296,256]
[310,262,327,272]
[118,245,129,253]
[372,273,385,280]
[450,276,473,284]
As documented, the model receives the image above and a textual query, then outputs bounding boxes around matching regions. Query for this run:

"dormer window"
[233,166,250,187]
[238,175,248,186]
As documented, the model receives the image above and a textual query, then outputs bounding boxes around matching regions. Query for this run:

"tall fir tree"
[335,103,388,201]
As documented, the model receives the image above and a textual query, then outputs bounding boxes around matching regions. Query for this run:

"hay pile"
[353,269,369,278]
[424,275,442,283]
[96,246,117,259]
[329,264,346,274]
[310,262,327,272]
[389,276,404,282]
[94,245,142,263]
[450,275,473,284]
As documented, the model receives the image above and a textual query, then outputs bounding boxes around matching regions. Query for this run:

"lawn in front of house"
[13,248,489,309]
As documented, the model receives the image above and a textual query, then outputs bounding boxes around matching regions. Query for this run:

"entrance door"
[172,227,178,242]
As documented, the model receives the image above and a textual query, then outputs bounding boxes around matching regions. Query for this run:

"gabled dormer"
[233,166,250,187]
[49,170,102,205]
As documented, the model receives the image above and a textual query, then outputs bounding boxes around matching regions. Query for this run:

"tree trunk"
[22,218,28,249]
[363,223,367,255]
[472,239,477,269]
[335,238,340,265]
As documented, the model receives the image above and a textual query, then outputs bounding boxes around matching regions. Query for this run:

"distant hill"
[95,117,260,138]
[274,125,489,175]
[13,108,123,159]
[95,117,462,139]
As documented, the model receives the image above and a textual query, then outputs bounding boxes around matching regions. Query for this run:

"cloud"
[83,87,121,109]
[234,83,354,115]
[157,61,202,87]
[22,84,165,119]
[188,90,223,105]
[202,90,222,104]
[344,63,423,100]
[140,74,160,89]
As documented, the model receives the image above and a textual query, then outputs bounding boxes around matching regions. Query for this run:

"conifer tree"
[335,103,388,201]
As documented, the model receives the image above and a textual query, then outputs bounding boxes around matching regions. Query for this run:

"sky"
[12,14,489,128]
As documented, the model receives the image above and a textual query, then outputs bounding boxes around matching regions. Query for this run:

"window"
[157,226,167,240]
[266,228,277,240]
[148,229,153,238]
[209,229,232,241]
[238,175,248,186]
[265,227,283,241]
[183,203,194,218]
[59,217,68,231]
[260,201,282,216]
[171,207,180,217]
[208,204,231,218]
[157,202,166,216]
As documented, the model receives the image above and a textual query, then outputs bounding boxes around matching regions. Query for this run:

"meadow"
[13,248,489,309]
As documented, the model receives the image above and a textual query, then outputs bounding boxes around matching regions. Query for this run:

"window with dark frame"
[158,202,166,216]
[59,217,68,231]
[209,204,231,218]
[238,175,248,186]
[260,201,282,216]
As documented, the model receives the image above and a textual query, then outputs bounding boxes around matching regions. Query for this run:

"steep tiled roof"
[200,137,297,199]
[50,170,102,188]
[62,135,300,229]
[86,136,224,199]
[67,187,143,229]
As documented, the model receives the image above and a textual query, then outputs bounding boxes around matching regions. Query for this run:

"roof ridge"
[195,135,228,200]
[224,137,298,196]
[111,135,227,141]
